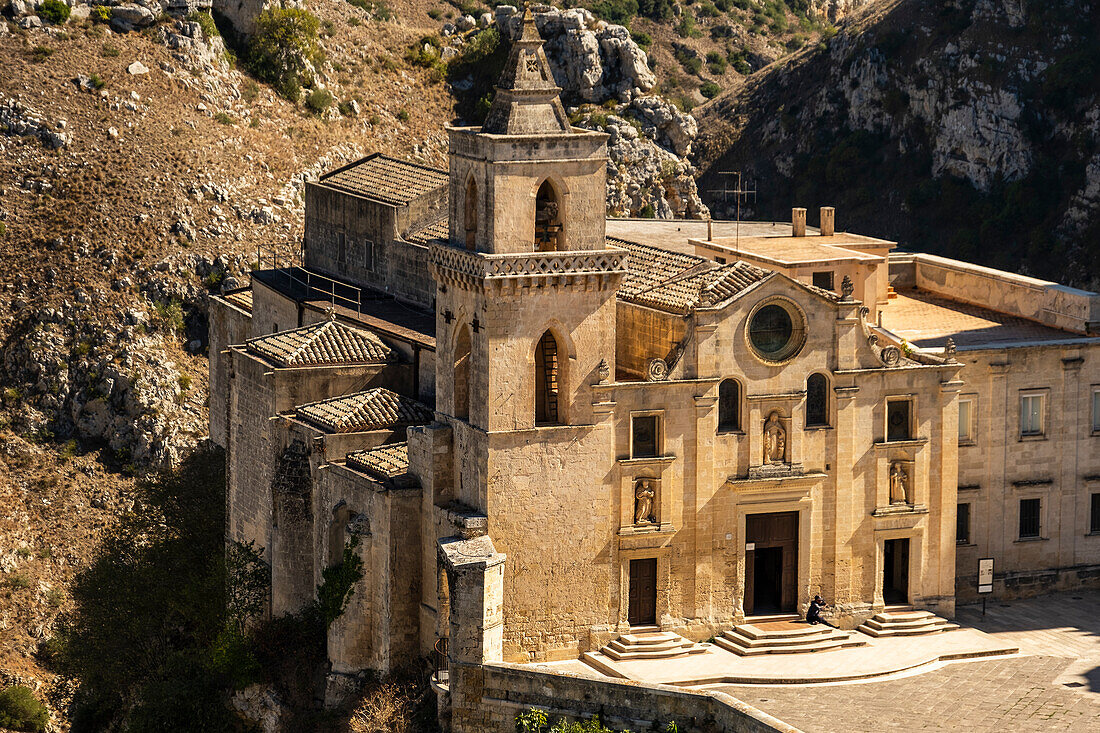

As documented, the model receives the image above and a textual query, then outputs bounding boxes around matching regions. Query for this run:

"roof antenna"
[707,171,757,247]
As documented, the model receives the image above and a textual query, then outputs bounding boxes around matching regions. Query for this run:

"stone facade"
[205,9,1100,728]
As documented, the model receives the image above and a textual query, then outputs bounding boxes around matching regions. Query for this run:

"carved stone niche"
[873,459,926,517]
[633,478,658,526]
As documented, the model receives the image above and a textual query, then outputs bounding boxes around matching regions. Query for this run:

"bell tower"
[430,7,627,512]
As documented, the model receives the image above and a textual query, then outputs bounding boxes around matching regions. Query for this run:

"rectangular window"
[958,398,973,443]
[957,503,970,544]
[363,239,375,271]
[1093,388,1100,432]
[886,399,912,441]
[1019,498,1041,539]
[631,415,659,459]
[1091,493,1100,534]
[812,271,835,291]
[1020,393,1044,436]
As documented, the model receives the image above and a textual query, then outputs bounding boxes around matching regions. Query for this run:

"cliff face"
[695,0,1100,289]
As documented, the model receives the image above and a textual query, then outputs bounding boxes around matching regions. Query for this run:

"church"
[207,8,1100,726]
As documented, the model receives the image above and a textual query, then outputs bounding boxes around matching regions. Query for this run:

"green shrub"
[316,540,365,627]
[213,111,234,125]
[40,0,70,24]
[187,12,219,39]
[92,5,111,23]
[675,12,701,38]
[0,686,48,733]
[89,73,106,89]
[247,8,323,102]
[673,46,702,75]
[7,573,32,590]
[638,0,674,20]
[305,87,333,113]
[347,0,393,19]
[629,30,651,48]
[588,0,638,24]
[700,80,721,98]
[396,108,410,121]
[30,46,54,62]
[101,43,120,57]
[706,50,727,74]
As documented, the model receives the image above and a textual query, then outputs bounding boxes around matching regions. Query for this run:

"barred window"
[1019,498,1040,539]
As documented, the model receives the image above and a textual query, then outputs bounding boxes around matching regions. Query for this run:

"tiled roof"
[319,154,447,206]
[224,288,253,312]
[346,442,410,481]
[296,388,433,434]
[612,238,770,314]
[405,217,449,246]
[247,319,396,367]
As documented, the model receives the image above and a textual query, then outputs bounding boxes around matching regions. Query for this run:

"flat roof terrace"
[880,289,1083,350]
[698,234,886,267]
[606,218,801,256]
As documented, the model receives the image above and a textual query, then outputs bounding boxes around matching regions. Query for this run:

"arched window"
[453,325,472,420]
[328,503,354,568]
[718,379,741,433]
[464,178,478,251]
[535,330,562,425]
[806,373,829,427]
[534,180,561,252]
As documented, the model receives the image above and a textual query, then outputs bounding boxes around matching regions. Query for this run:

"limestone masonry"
[207,10,1100,731]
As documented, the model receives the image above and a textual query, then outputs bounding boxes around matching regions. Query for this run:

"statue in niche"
[763,411,787,464]
[890,462,910,505]
[634,480,655,525]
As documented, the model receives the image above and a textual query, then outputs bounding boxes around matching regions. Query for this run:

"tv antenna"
[707,171,757,246]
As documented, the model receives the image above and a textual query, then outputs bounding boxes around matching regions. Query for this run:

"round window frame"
[745,296,808,365]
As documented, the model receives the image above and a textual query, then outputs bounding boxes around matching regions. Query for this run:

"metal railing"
[432,636,449,684]
[254,243,367,318]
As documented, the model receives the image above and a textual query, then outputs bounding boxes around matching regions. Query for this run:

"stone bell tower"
[430,7,627,510]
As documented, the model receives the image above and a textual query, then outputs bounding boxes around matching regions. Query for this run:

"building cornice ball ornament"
[746,296,808,365]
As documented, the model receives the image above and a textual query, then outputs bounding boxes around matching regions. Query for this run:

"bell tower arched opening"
[535,330,562,425]
[464,177,478,251]
[453,325,472,420]
[535,179,562,252]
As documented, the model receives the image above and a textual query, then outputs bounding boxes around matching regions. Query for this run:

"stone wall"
[303,183,437,309]
[448,661,796,733]
[893,253,1100,334]
[953,342,1100,602]
[208,291,253,448]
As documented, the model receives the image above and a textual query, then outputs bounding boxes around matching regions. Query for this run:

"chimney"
[820,206,835,237]
[792,208,806,237]
[707,217,713,240]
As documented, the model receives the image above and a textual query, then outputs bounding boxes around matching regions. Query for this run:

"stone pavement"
[709,591,1100,732]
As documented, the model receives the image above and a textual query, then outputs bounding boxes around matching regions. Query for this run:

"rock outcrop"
[495,5,656,104]
[579,97,709,219]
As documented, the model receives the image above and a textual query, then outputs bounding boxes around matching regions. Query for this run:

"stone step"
[724,628,838,648]
[857,609,961,638]
[715,631,866,656]
[733,624,838,642]
[598,631,709,661]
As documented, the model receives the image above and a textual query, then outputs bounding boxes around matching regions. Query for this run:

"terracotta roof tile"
[405,217,449,246]
[224,289,253,312]
[346,443,410,481]
[320,154,447,206]
[296,388,433,434]
[612,237,770,314]
[247,319,396,367]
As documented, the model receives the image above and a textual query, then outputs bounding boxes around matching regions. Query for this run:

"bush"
[629,30,651,48]
[101,43,120,57]
[92,5,111,23]
[40,0,70,24]
[247,8,323,102]
[305,87,333,113]
[30,46,54,62]
[700,80,721,98]
[187,11,219,39]
[0,686,48,733]
[588,0,638,24]
[705,50,727,74]
[213,111,234,125]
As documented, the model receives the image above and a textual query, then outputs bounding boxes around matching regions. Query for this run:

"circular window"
[746,299,807,363]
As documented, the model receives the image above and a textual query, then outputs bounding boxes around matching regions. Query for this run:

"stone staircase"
[714,619,867,656]
[858,608,960,637]
[598,628,709,661]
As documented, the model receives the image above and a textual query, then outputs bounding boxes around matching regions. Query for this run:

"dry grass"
[348,677,433,733]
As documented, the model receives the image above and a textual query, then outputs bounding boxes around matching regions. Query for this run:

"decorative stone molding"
[646,358,668,382]
[430,243,628,291]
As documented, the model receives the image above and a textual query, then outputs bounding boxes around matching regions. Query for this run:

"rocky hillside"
[694,0,1100,289]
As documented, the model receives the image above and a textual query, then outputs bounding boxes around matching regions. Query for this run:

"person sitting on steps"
[807,594,837,628]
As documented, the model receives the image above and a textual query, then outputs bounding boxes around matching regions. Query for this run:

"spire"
[480,6,572,135]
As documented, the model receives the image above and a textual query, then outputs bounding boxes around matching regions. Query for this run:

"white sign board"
[746,542,756,551]
[978,557,994,594]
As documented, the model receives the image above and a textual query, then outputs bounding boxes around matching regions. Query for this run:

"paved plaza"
[710,591,1100,732]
